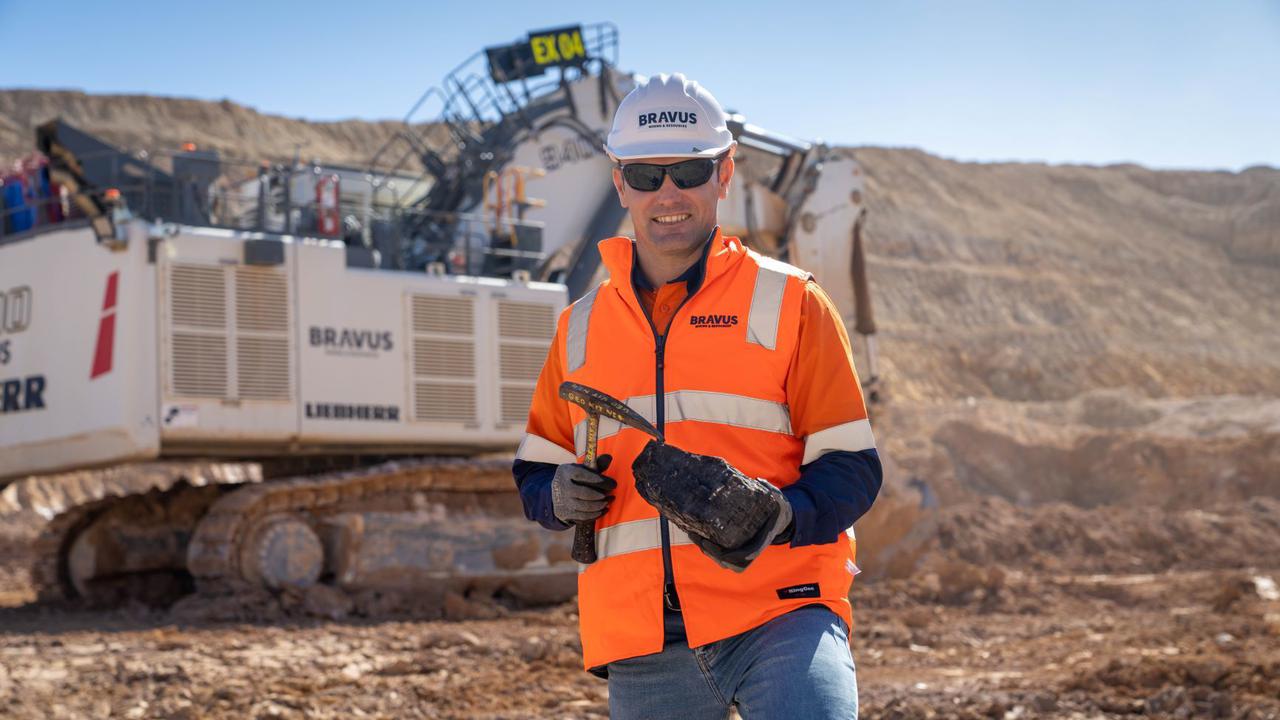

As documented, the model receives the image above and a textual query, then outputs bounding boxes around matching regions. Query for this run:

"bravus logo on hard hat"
[638,110,698,129]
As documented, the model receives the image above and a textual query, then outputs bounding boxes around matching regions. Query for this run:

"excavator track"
[188,456,576,605]
[15,458,576,610]
[17,462,264,603]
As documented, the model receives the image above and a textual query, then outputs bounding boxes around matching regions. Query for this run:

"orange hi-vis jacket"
[519,228,873,671]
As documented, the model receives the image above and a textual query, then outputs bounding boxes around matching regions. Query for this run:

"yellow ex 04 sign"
[486,25,589,83]
[530,27,586,66]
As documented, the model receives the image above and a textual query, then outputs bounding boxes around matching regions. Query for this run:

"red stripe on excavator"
[90,315,116,378]
[102,271,119,311]
[90,272,119,379]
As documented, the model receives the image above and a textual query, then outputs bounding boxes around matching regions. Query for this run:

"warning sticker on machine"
[162,403,199,428]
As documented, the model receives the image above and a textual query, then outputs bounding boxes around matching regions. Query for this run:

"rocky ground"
[2,490,1279,719]
[0,561,1277,719]
[2,387,1276,719]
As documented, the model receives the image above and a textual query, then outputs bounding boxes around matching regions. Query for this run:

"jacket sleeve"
[511,311,578,531]
[780,280,883,547]
[513,460,569,531]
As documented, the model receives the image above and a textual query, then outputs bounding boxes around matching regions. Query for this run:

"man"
[513,73,882,719]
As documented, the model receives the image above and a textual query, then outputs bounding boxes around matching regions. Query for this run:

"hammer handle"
[571,414,601,564]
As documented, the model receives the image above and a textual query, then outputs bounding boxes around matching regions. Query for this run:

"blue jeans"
[607,605,858,719]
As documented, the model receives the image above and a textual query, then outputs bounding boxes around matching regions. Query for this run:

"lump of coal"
[631,440,775,550]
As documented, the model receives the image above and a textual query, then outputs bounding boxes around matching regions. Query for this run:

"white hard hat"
[604,73,735,162]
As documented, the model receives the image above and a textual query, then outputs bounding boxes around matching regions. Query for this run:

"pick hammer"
[558,381,663,564]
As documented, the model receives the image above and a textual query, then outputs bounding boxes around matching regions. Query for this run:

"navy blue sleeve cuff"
[781,448,883,547]
[513,458,571,531]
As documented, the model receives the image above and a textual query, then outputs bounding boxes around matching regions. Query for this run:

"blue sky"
[1,0,1276,170]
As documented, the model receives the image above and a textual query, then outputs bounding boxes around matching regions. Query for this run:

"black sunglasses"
[620,156,721,192]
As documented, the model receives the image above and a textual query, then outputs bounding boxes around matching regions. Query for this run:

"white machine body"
[0,220,565,480]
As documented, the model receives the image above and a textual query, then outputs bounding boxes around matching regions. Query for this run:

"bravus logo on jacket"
[689,314,739,328]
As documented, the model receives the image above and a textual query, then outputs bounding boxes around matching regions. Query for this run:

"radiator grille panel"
[492,299,557,426]
[170,265,226,329]
[235,267,289,332]
[414,382,478,423]
[237,336,291,400]
[171,333,228,398]
[412,295,474,334]
[166,261,292,402]
[499,343,547,382]
[497,301,555,339]
[500,385,535,425]
[410,293,477,423]
[413,338,475,378]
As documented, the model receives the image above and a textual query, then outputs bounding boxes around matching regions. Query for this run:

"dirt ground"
[1,503,1278,720]
[2,391,1275,719]
[2,391,1277,719]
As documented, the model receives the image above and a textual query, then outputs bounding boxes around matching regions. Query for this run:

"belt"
[663,582,681,612]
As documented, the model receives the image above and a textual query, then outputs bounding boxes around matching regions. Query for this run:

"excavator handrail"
[365,22,619,194]
[7,125,555,276]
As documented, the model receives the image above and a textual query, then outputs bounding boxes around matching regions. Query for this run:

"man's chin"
[642,222,711,252]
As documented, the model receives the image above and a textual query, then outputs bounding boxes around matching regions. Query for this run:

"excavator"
[0,22,878,610]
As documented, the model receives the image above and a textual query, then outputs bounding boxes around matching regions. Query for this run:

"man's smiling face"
[611,151,735,260]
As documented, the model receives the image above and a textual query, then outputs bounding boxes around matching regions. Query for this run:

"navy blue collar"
[631,226,718,296]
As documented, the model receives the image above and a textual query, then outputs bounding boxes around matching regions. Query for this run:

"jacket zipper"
[631,232,717,615]
[654,333,675,611]
[636,291,693,614]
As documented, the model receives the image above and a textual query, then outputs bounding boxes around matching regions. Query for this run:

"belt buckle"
[663,583,681,612]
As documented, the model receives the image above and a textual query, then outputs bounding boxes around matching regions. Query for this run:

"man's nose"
[654,172,684,198]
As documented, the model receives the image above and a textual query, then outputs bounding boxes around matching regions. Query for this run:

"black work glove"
[550,455,616,525]
[631,441,794,572]
[687,482,793,573]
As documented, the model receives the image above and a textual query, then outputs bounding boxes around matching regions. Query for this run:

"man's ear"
[612,166,629,208]
[716,156,737,198]
[717,151,736,201]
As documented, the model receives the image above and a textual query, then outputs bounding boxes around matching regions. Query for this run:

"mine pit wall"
[853,149,1280,406]
[853,392,1280,582]
[841,150,1280,584]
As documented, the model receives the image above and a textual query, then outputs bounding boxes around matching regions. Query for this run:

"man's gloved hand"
[550,455,617,525]
[631,440,794,572]
[688,480,793,573]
